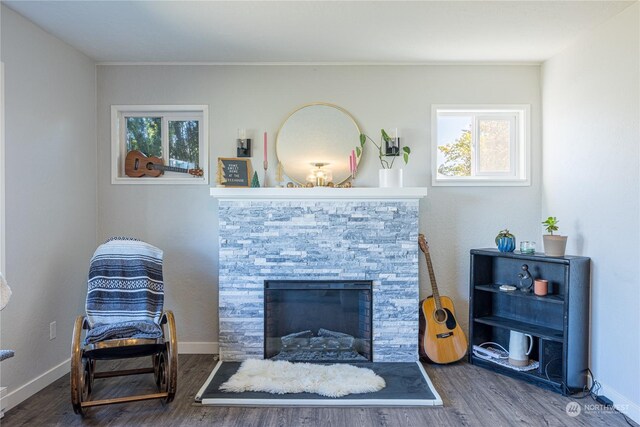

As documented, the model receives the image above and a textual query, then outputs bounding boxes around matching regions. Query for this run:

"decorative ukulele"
[125,150,203,178]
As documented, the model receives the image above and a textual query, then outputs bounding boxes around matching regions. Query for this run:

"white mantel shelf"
[209,187,427,200]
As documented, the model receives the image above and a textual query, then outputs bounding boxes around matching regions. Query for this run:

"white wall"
[97,64,542,347]
[0,5,97,410]
[542,3,639,421]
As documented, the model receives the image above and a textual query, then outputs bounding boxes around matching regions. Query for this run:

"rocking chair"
[71,238,177,415]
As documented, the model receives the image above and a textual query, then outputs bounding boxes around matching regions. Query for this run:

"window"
[111,105,208,184]
[432,105,530,186]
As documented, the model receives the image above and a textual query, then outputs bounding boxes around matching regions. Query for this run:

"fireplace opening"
[264,280,373,362]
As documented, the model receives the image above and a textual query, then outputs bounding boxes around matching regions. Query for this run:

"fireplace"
[264,280,373,362]
[213,194,424,362]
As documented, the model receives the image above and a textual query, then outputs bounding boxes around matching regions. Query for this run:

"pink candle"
[349,153,354,174]
[263,132,267,159]
[351,149,357,174]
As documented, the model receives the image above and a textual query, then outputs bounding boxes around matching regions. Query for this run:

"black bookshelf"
[469,248,590,394]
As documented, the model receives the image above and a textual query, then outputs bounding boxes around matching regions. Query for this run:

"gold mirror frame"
[275,103,361,185]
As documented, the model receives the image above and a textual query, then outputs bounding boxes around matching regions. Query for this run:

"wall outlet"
[49,321,56,340]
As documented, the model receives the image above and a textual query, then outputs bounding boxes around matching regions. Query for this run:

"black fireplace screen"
[264,280,373,362]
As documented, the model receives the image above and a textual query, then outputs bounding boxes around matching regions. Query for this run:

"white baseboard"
[0,341,218,414]
[0,357,70,414]
[599,381,640,425]
[179,341,218,354]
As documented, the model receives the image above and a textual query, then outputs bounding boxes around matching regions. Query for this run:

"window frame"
[0,62,5,273]
[431,105,530,187]
[111,105,209,185]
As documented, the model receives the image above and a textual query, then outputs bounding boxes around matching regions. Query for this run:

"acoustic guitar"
[125,150,203,178]
[418,234,468,364]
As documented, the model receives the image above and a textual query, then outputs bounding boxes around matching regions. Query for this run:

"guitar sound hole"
[434,308,447,323]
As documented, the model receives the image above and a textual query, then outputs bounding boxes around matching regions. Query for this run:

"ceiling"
[3,1,636,63]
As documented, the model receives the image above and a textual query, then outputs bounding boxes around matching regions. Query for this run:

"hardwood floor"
[2,354,635,427]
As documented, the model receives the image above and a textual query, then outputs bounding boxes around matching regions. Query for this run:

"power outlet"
[49,321,56,340]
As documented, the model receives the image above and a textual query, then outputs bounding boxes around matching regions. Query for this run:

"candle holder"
[384,137,400,156]
[236,129,252,157]
[237,139,252,157]
[263,160,268,188]
[307,163,331,187]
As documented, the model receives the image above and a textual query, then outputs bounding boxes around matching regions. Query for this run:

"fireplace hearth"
[264,280,372,362]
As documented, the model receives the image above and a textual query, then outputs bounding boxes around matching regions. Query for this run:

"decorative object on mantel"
[276,103,360,186]
[215,159,225,187]
[357,129,411,188]
[307,162,332,187]
[542,216,567,257]
[217,158,252,187]
[349,149,357,182]
[275,162,284,187]
[236,128,252,158]
[384,128,401,156]
[495,229,516,252]
[250,171,261,188]
[263,131,268,187]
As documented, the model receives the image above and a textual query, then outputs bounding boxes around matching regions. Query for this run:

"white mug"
[508,331,533,367]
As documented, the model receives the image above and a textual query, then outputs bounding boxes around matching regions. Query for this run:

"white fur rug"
[219,359,386,397]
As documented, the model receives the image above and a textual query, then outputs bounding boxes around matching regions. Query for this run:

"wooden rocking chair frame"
[70,310,178,415]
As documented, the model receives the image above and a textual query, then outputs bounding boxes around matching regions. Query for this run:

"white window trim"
[0,62,5,273]
[431,104,530,187]
[111,105,209,185]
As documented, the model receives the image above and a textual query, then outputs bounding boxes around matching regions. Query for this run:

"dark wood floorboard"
[2,354,636,427]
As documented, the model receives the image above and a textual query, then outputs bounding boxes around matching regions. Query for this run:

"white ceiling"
[3,0,636,63]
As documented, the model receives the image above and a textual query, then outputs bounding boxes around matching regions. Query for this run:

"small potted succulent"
[542,216,567,257]
[495,229,516,252]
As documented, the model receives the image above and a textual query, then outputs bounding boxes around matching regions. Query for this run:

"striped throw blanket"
[85,238,164,344]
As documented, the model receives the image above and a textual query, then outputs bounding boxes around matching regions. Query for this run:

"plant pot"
[497,236,516,252]
[379,169,403,188]
[543,235,568,257]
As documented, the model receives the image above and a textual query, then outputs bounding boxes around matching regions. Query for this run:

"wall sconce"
[237,128,252,157]
[306,162,332,187]
[384,128,400,156]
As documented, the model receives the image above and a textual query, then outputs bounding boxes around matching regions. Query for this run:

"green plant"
[357,129,411,169]
[542,216,559,235]
[495,229,515,245]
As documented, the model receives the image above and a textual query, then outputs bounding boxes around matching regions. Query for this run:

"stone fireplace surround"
[212,187,427,362]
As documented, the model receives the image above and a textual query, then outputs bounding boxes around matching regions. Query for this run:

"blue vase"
[497,237,516,252]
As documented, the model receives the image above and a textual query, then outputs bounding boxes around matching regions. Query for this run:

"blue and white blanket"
[85,238,164,344]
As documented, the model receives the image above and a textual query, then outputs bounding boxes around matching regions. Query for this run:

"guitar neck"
[419,235,442,310]
[424,251,442,310]
[151,164,192,174]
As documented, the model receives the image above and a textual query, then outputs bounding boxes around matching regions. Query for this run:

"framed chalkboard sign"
[218,158,252,187]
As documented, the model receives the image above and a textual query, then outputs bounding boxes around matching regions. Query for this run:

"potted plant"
[357,129,410,188]
[495,229,516,252]
[542,216,568,257]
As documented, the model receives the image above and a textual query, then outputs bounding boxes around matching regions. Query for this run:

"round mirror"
[276,103,360,185]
